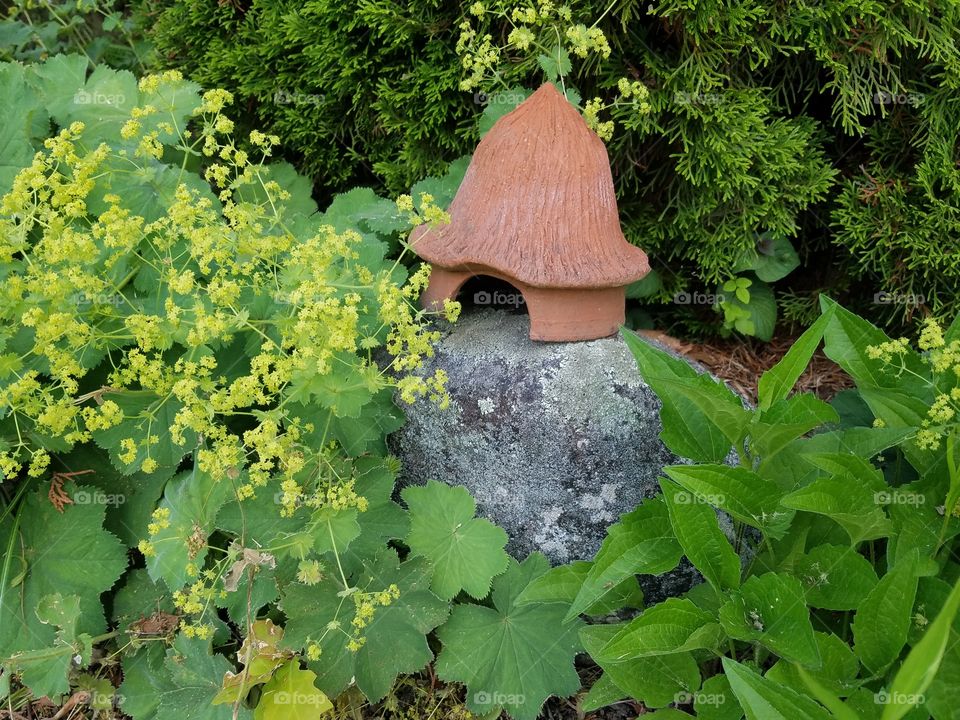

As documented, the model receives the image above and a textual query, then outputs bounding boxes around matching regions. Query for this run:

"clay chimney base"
[421,266,626,342]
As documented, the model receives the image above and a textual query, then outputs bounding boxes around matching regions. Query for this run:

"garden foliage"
[142,0,960,334]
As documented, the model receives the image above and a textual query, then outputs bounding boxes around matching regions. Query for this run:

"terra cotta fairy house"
[410,82,650,342]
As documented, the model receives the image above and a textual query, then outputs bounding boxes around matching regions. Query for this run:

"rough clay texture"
[390,310,744,601]
[409,82,649,289]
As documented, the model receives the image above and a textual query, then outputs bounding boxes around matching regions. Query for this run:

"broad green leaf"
[852,551,921,674]
[623,329,747,462]
[695,673,743,720]
[794,665,860,720]
[597,598,723,661]
[580,624,700,709]
[732,234,800,283]
[925,637,960,720]
[146,469,237,590]
[515,561,644,614]
[882,576,960,720]
[310,506,360,556]
[661,478,740,591]
[0,484,126,698]
[30,54,89,123]
[664,465,793,539]
[722,657,832,720]
[581,672,627,712]
[567,500,682,620]
[91,390,194,475]
[402,480,509,600]
[281,550,448,702]
[750,394,838,461]
[157,636,251,720]
[66,64,139,144]
[781,476,891,545]
[766,632,860,698]
[436,554,583,720]
[0,62,43,194]
[719,572,820,667]
[118,644,173,720]
[254,661,332,719]
[323,186,408,236]
[793,544,878,610]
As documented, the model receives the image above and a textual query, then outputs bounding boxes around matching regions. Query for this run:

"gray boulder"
[390,309,743,597]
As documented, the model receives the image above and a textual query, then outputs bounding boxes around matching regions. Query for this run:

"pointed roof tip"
[411,83,650,289]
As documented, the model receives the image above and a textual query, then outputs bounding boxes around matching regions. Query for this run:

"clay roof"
[410,82,649,289]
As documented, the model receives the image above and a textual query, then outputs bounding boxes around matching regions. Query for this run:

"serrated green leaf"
[597,598,723,661]
[157,636,251,720]
[0,484,126,697]
[437,554,583,720]
[719,572,820,667]
[695,673,743,720]
[514,560,643,614]
[765,631,860,697]
[781,476,891,545]
[402,480,509,600]
[722,657,832,720]
[567,500,682,620]
[793,544,878,610]
[146,469,237,590]
[661,477,740,591]
[664,464,793,539]
[30,54,89,123]
[0,62,43,194]
[537,45,572,82]
[255,660,332,719]
[281,549,447,702]
[853,550,921,674]
[478,86,532,137]
[751,394,839,462]
[623,329,747,462]
[580,624,700,709]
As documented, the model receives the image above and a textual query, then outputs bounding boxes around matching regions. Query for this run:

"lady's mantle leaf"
[436,554,584,720]
[157,636,251,720]
[0,484,126,697]
[280,549,448,702]
[402,480,509,600]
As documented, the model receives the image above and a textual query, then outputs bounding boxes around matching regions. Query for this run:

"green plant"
[1,0,150,70]
[143,0,960,339]
[556,300,960,718]
[0,56,595,720]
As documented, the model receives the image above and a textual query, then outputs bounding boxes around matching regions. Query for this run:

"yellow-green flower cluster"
[583,98,614,141]
[346,583,401,652]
